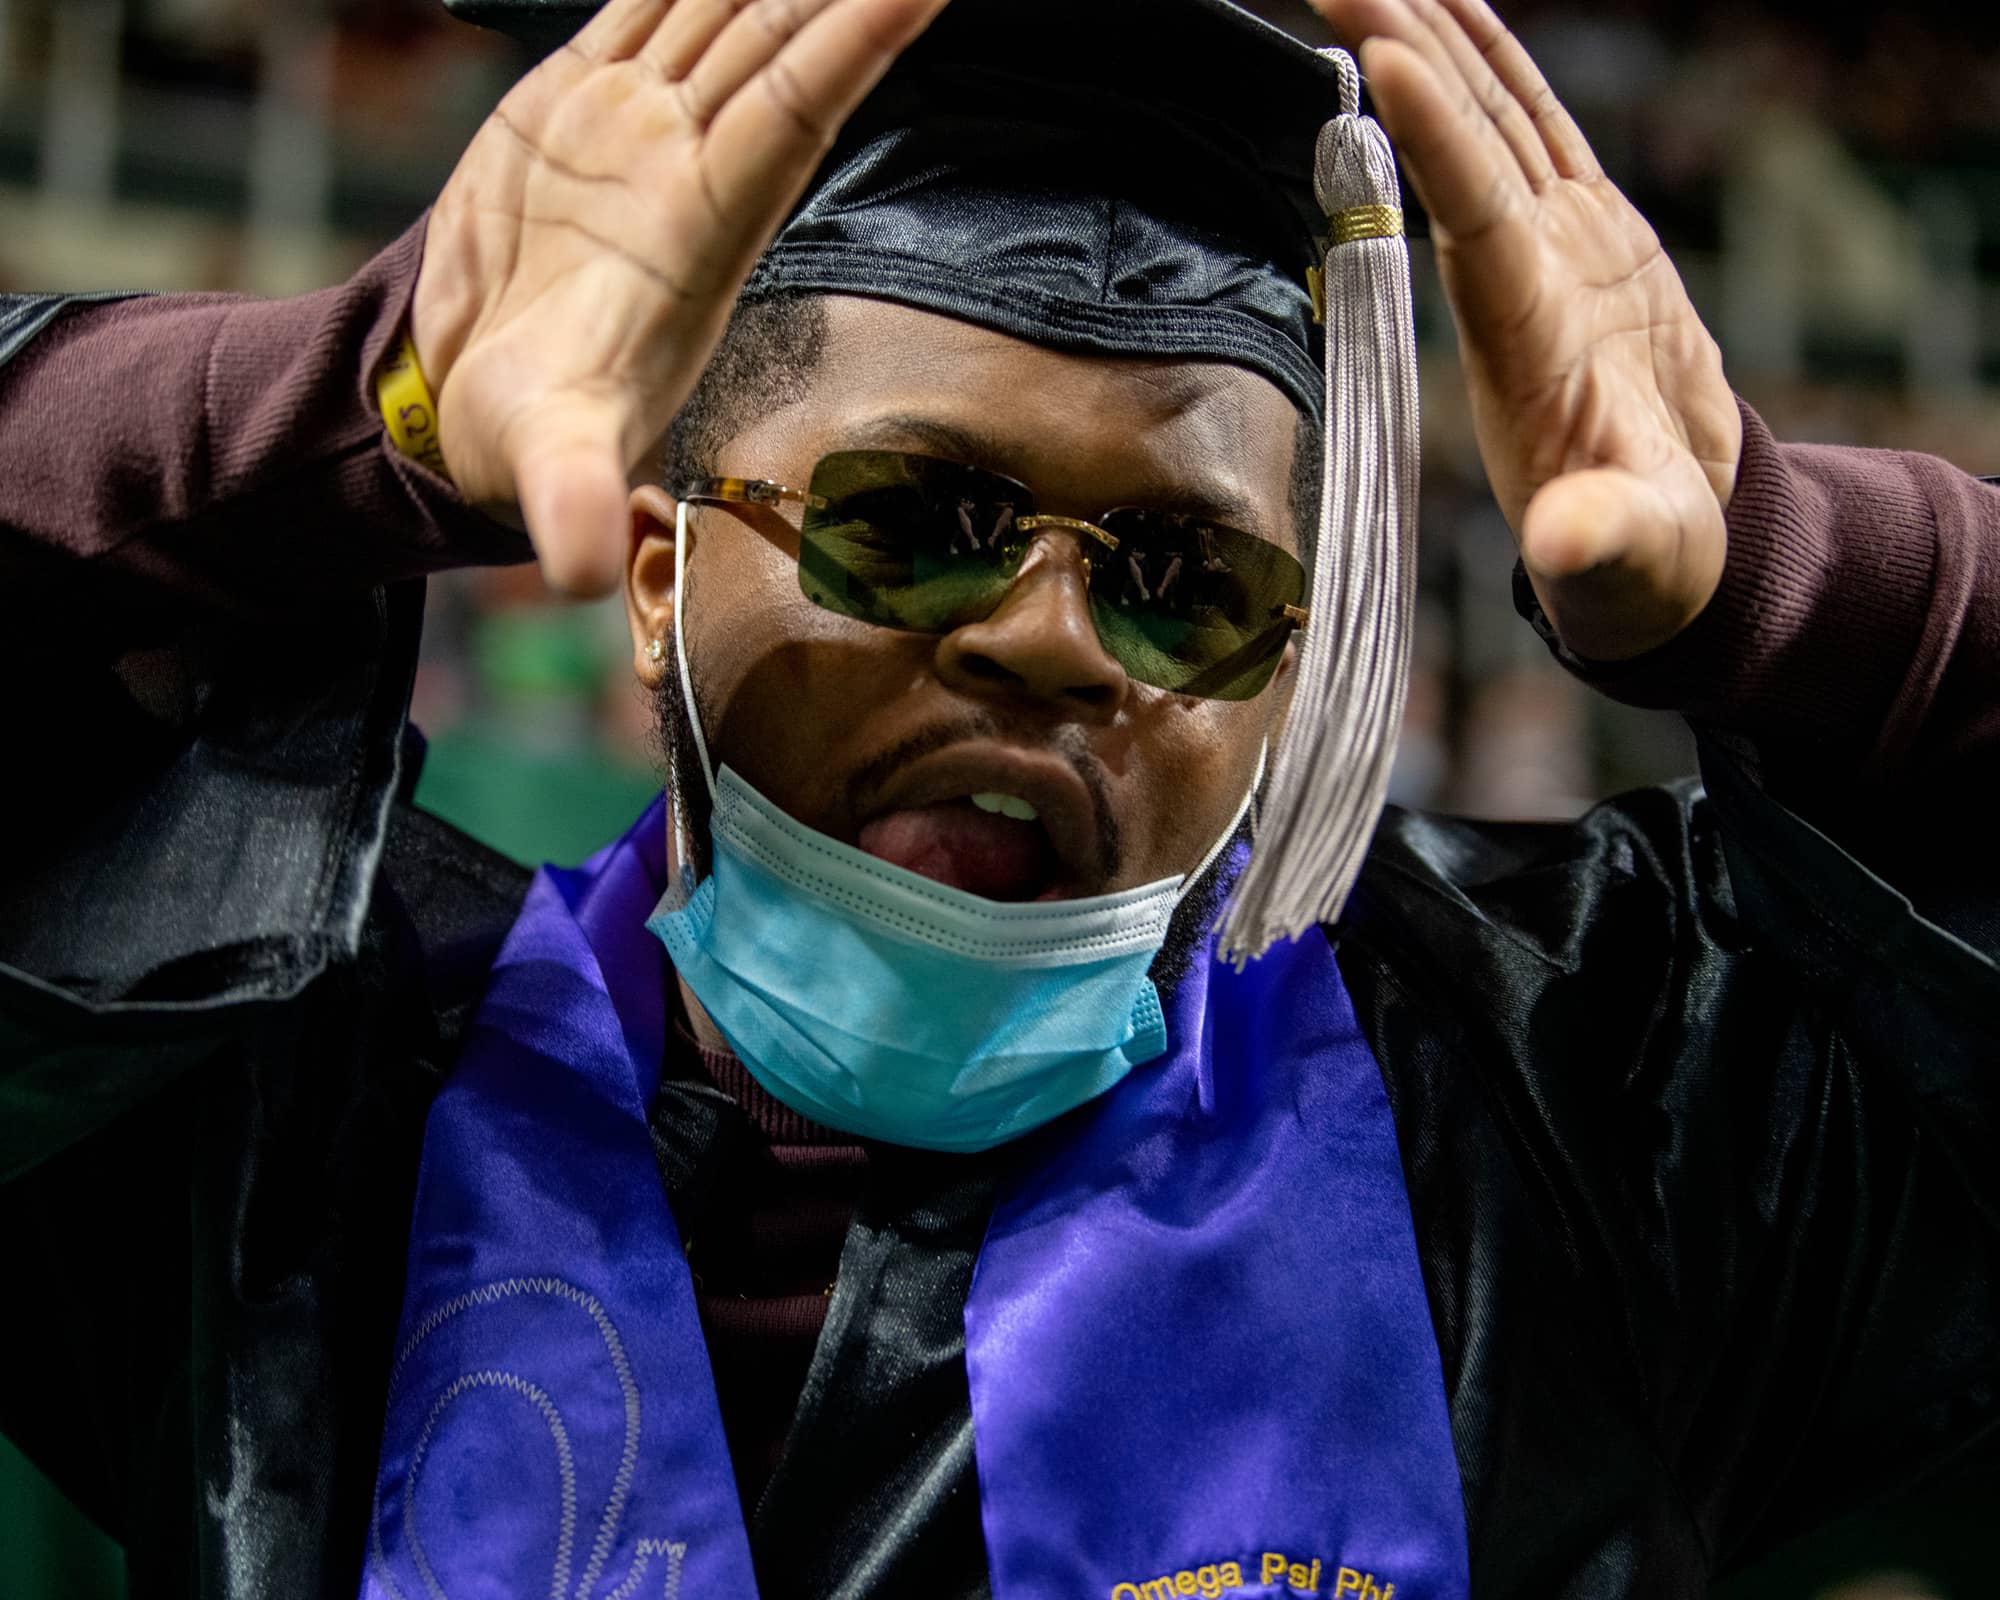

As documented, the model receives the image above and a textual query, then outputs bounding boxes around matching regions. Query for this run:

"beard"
[647,642,1251,1004]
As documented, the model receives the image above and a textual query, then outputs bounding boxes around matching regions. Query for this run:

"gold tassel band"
[1308,206,1405,323]
[1330,204,1403,246]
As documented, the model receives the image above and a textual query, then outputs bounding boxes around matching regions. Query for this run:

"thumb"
[509,409,637,599]
[1518,467,1667,581]
[1519,467,1717,661]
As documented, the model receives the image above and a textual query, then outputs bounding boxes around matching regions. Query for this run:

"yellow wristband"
[375,325,451,482]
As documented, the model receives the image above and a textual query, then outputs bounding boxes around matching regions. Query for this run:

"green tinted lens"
[799,451,1033,632]
[1090,510,1306,700]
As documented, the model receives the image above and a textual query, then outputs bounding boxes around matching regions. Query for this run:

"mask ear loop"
[1175,738,1267,911]
[669,499,718,892]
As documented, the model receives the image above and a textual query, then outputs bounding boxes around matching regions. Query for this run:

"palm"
[414,0,952,595]
[1316,0,1742,661]
[1443,180,1719,507]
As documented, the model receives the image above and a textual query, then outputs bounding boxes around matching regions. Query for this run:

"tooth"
[968,792,1039,822]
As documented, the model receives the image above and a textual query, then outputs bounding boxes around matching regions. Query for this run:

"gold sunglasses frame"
[678,471,1311,631]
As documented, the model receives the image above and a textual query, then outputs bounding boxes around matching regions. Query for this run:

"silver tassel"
[1217,50,1421,965]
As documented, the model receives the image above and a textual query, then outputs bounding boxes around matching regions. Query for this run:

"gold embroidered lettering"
[1115,1552,1382,1598]
[1257,1552,1330,1595]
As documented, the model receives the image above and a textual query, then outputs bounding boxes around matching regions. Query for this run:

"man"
[1,0,1994,1596]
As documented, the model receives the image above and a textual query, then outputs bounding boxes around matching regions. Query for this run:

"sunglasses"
[681,450,1310,701]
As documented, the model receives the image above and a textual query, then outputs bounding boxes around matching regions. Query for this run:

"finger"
[637,0,752,85]
[1402,0,1554,191]
[1433,0,1599,180]
[494,0,678,130]
[1356,36,1528,254]
[1516,465,1725,662]
[1323,0,1544,196]
[570,0,677,63]
[638,0,796,92]
[1520,468,1662,579]
[653,0,842,123]
[1517,470,1699,659]
[511,408,637,597]
[698,0,952,205]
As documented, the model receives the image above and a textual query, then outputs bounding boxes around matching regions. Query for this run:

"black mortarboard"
[447,0,1424,960]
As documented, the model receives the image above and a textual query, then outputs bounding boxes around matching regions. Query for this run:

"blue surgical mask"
[647,503,1256,1152]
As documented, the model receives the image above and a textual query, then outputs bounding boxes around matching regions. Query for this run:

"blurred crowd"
[1383,0,2000,823]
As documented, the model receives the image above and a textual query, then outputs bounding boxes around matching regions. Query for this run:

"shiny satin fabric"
[363,803,758,1600]
[968,863,1469,1600]
[743,81,1326,420]
[367,804,1466,1600]
[6,734,1998,1600]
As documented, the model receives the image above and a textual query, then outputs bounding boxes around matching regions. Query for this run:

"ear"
[625,484,685,687]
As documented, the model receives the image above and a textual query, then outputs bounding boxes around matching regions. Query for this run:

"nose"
[934,532,1129,714]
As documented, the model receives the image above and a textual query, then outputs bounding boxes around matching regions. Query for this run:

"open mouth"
[855,792,1064,902]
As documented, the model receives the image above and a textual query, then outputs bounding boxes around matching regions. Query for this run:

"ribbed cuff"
[204,211,531,583]
[1516,399,1937,771]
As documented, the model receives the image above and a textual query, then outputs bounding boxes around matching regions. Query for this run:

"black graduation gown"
[2,294,1997,1599]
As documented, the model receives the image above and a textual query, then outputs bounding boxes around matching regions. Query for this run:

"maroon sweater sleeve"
[1547,400,1999,798]
[0,216,529,624]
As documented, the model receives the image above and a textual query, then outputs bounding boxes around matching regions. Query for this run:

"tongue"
[857,802,1057,900]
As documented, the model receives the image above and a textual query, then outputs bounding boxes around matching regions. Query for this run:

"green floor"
[1,1434,123,1599]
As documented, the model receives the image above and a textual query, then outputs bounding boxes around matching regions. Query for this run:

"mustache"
[843,712,1123,886]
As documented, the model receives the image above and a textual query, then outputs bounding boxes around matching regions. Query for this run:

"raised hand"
[410,0,952,595]
[1313,0,1743,661]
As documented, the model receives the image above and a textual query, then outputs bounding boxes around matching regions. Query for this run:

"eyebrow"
[833,413,1277,543]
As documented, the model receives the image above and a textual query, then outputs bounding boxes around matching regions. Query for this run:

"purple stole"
[361,800,1468,1600]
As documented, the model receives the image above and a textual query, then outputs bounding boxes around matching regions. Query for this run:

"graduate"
[1,0,1995,1595]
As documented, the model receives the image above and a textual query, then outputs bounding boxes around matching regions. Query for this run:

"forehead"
[723,295,1305,551]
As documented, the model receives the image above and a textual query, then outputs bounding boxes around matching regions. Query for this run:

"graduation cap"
[448,0,1421,962]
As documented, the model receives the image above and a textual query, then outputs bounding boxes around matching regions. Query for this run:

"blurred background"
[0,0,1994,1593]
